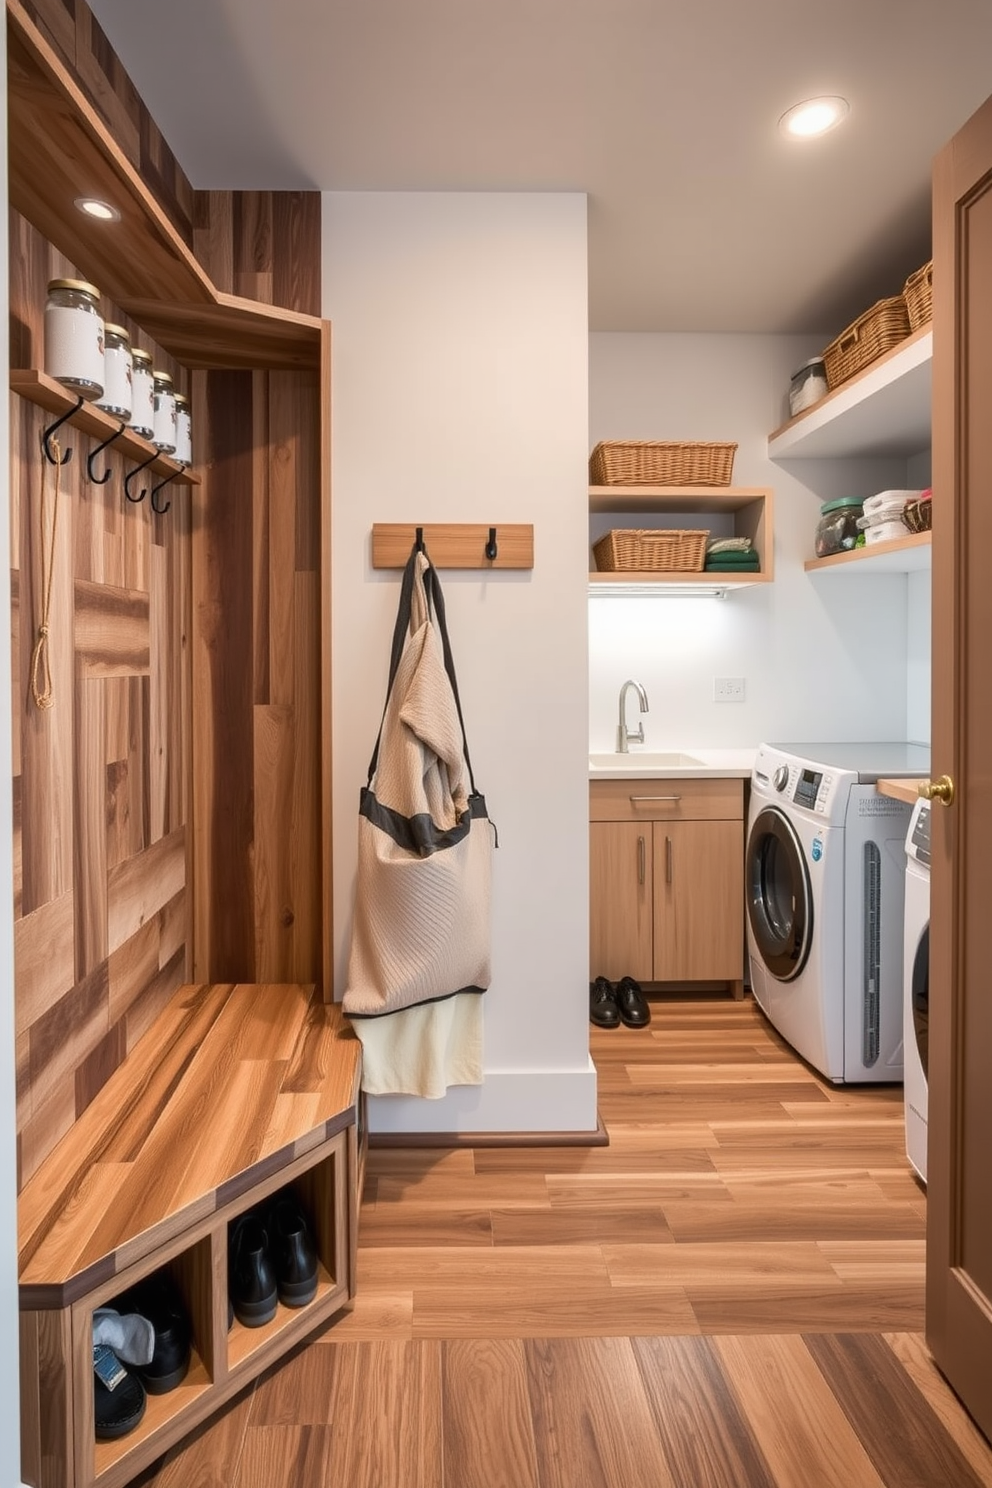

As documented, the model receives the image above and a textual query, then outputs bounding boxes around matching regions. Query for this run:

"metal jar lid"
[47,277,101,299]
[131,347,153,366]
[152,369,174,387]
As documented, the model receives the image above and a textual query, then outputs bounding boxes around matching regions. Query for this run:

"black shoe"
[94,1358,146,1441]
[268,1191,319,1308]
[117,1271,191,1395]
[228,1213,278,1327]
[590,976,620,1029]
[615,975,651,1028]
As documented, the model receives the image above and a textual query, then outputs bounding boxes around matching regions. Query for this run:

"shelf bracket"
[124,451,159,504]
[41,396,84,465]
[86,421,128,484]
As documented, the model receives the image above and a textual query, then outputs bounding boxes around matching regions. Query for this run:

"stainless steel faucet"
[617,678,649,752]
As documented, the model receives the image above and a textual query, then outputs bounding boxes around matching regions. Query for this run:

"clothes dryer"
[745,743,929,1083]
[903,797,930,1182]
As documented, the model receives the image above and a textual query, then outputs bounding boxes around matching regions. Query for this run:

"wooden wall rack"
[371,523,534,570]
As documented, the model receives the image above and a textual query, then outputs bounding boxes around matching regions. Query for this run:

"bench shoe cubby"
[17,983,365,1488]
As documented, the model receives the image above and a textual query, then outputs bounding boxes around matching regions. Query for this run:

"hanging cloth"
[342,544,494,1096]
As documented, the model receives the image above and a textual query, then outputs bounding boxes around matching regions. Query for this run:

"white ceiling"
[89,0,992,334]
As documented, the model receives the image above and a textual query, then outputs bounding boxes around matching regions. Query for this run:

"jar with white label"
[173,392,192,467]
[130,348,154,438]
[97,323,133,420]
[44,278,105,400]
[151,369,176,453]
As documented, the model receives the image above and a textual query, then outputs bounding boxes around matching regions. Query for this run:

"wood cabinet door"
[928,88,992,1439]
[652,820,743,982]
[589,822,653,983]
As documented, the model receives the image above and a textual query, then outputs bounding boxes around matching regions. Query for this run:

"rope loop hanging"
[30,429,64,709]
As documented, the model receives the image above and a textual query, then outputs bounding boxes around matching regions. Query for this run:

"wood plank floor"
[136,994,992,1487]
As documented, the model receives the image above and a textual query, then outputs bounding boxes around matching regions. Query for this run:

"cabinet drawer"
[590,777,743,822]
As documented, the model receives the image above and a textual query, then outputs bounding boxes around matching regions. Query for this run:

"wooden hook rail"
[371,523,534,570]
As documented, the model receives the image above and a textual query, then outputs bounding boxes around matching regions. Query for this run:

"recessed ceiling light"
[779,96,850,139]
[74,197,121,221]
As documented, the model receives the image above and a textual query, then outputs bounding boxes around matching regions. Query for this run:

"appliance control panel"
[907,798,931,866]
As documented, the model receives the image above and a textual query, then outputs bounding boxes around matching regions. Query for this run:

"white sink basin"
[589,751,708,771]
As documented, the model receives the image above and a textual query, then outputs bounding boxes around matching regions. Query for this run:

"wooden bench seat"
[18,983,364,1488]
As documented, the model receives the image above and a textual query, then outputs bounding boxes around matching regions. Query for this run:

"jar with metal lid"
[151,369,176,453]
[815,496,864,557]
[129,348,154,438]
[789,357,828,417]
[44,278,105,400]
[96,323,133,420]
[173,392,193,467]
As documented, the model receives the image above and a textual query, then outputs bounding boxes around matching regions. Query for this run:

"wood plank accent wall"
[10,214,192,1187]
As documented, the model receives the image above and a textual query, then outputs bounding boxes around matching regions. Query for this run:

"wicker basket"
[903,260,933,331]
[593,529,709,573]
[821,296,912,390]
[589,440,737,487]
[903,497,932,534]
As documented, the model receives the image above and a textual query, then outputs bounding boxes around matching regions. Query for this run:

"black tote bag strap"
[366,541,478,793]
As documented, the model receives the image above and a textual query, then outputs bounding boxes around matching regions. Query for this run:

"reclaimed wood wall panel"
[10,215,192,1187]
[192,368,324,991]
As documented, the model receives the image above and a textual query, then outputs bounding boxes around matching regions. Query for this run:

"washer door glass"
[746,806,813,982]
[913,922,929,1079]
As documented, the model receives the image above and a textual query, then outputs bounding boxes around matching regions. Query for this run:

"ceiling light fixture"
[779,96,849,140]
[74,197,121,221]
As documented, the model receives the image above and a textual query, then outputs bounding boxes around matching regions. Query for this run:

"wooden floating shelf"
[371,523,534,570]
[588,484,768,512]
[7,2,323,372]
[804,531,931,573]
[11,369,200,485]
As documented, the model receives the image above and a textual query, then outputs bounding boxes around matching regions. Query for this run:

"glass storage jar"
[789,357,828,417]
[815,496,864,558]
[173,392,192,467]
[44,278,105,400]
[97,323,133,420]
[151,369,176,453]
[130,348,154,438]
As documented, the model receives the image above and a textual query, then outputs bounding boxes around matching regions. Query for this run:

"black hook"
[86,421,128,484]
[41,396,84,465]
[485,526,498,561]
[415,526,425,552]
[123,451,159,504]
[150,469,179,516]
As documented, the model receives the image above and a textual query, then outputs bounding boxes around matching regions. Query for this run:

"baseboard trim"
[368,1111,609,1149]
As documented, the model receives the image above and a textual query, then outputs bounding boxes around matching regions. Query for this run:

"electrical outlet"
[714,676,746,703]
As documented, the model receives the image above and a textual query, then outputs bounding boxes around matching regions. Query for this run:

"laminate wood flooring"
[136,994,992,1486]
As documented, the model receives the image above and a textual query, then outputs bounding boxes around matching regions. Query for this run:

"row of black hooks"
[41,395,179,515]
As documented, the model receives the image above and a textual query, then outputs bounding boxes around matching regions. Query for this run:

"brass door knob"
[920,774,955,806]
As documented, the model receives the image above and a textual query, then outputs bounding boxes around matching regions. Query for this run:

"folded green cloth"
[705,552,761,570]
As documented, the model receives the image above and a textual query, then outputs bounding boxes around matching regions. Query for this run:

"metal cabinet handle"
[666,835,673,884]
[629,794,682,803]
[637,835,646,885]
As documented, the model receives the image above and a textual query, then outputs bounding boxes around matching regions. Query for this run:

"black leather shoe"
[615,975,651,1028]
[268,1191,319,1308]
[117,1271,191,1394]
[590,976,620,1029]
[228,1213,278,1327]
[94,1359,146,1440]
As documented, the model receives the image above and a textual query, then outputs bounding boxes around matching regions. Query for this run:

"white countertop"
[589,747,757,780]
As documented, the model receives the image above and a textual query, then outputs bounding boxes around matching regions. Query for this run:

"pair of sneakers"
[589,974,651,1029]
[228,1188,319,1328]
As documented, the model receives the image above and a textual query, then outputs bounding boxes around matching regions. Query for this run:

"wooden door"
[589,822,653,983]
[928,89,992,1438]
[652,820,743,982]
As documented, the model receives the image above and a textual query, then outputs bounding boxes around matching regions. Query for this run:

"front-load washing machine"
[903,797,930,1182]
[745,742,929,1083]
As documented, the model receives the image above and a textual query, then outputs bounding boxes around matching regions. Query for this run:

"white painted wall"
[589,333,926,752]
[324,192,594,1134]
[0,23,28,1487]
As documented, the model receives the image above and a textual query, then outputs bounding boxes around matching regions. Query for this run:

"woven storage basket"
[903,496,933,534]
[903,260,933,331]
[821,296,912,390]
[589,440,737,487]
[593,529,709,573]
